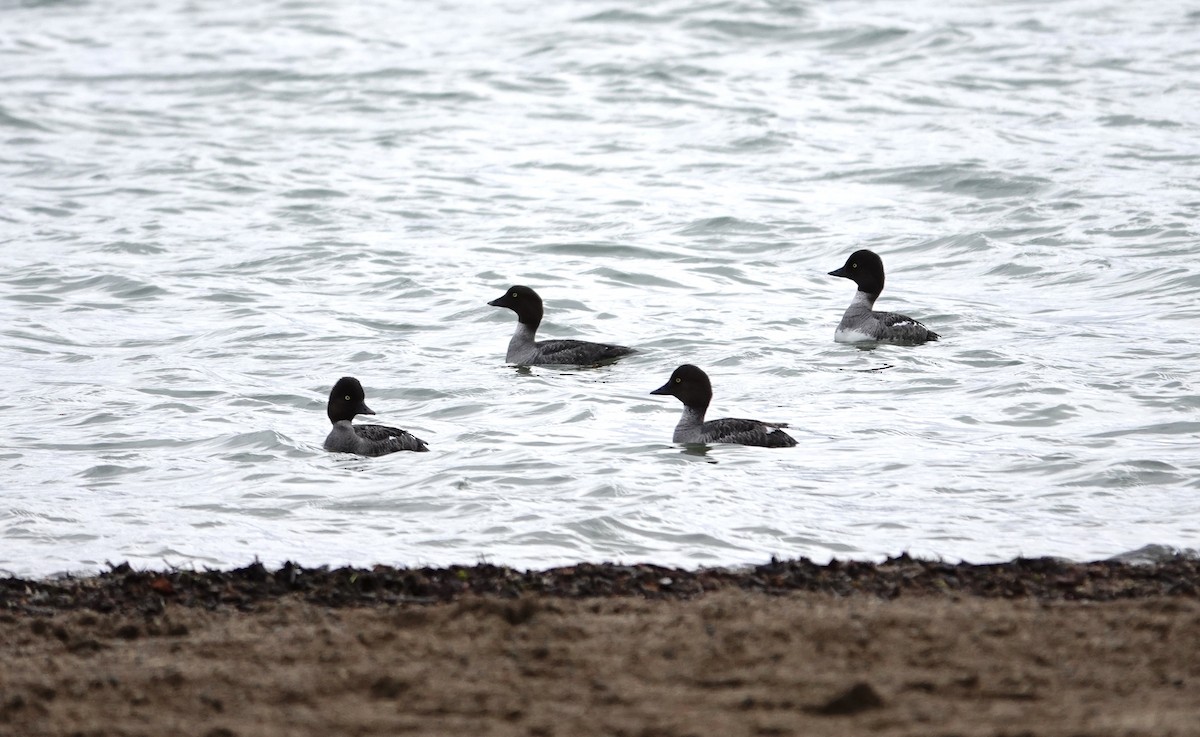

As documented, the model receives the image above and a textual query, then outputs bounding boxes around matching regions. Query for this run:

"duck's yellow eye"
[852,262,857,269]
[344,395,351,401]
[511,292,518,298]
[674,377,681,383]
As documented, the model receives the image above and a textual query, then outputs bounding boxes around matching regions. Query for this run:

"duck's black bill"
[649,382,672,396]
[357,402,376,416]
[828,266,851,278]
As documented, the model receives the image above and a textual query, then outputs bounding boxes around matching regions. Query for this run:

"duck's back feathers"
[527,338,636,366]
[875,310,939,343]
[687,417,797,448]
[324,422,429,455]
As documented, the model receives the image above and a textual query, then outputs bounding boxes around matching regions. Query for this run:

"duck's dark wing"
[878,311,939,343]
[355,423,430,453]
[532,339,635,366]
[700,417,797,448]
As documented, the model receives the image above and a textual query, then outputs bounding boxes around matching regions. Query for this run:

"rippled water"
[3,0,1198,577]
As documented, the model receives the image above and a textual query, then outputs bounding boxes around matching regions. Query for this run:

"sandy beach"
[2,556,1198,737]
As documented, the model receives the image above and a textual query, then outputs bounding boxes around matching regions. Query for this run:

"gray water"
[2,0,1198,578]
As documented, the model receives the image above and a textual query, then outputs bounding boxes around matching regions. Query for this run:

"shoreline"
[5,553,1198,613]
[3,556,1198,736]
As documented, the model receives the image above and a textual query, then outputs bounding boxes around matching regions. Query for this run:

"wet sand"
[2,556,1198,736]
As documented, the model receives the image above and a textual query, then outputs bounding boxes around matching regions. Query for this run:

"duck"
[650,364,796,447]
[828,249,939,344]
[323,376,429,455]
[488,285,635,365]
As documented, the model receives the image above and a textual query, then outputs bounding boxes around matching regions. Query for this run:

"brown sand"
[2,557,1199,736]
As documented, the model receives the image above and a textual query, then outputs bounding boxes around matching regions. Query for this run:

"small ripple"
[5,293,61,304]
[1062,460,1185,489]
[819,26,911,51]
[281,188,348,199]
[576,9,668,25]
[948,74,1077,91]
[529,242,678,259]
[208,430,292,452]
[78,463,150,480]
[1090,421,1200,438]
[40,274,167,300]
[1099,114,1182,128]
[100,241,167,255]
[994,403,1077,427]
[953,351,1023,369]
[584,266,685,289]
[677,217,772,236]
[830,164,1051,199]
[0,107,51,131]
[686,18,814,41]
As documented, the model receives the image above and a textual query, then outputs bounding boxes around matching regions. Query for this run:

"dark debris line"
[1,555,1198,615]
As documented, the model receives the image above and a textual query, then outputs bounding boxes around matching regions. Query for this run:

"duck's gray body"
[503,322,634,366]
[324,420,429,455]
[668,405,796,447]
[834,291,939,345]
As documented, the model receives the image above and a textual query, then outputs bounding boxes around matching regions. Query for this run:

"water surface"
[2,0,1198,576]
